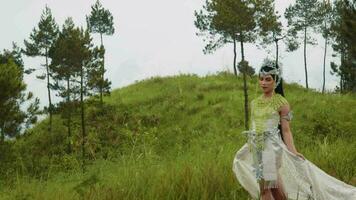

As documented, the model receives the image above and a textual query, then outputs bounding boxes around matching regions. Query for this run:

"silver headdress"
[259,59,282,89]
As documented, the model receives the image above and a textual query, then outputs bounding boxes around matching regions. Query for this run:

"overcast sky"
[1,0,339,107]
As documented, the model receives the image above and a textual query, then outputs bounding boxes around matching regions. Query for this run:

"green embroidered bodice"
[249,93,289,150]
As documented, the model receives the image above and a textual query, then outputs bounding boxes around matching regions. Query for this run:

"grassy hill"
[1,72,355,199]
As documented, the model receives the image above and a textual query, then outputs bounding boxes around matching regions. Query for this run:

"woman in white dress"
[232,62,356,200]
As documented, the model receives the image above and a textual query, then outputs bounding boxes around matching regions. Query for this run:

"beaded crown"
[259,59,282,89]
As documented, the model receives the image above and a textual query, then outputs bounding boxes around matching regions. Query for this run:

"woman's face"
[259,74,275,93]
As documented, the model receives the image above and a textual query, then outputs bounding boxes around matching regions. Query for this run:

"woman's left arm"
[279,105,305,160]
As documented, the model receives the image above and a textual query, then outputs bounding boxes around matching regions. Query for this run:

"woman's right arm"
[280,104,305,160]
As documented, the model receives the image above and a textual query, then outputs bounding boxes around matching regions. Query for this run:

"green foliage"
[195,0,278,54]
[49,18,91,84]
[237,60,255,76]
[318,0,334,39]
[86,0,115,38]
[23,6,59,57]
[0,54,40,142]
[330,0,356,92]
[86,46,111,99]
[0,43,25,73]
[256,0,283,45]
[194,0,257,54]
[284,0,323,48]
[0,142,17,180]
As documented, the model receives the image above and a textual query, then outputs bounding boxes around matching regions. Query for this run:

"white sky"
[0,0,339,107]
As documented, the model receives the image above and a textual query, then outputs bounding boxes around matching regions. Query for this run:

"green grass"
[0,72,355,199]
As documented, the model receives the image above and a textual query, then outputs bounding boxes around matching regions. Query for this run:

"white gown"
[232,95,356,200]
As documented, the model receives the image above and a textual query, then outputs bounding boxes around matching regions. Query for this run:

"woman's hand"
[294,152,305,160]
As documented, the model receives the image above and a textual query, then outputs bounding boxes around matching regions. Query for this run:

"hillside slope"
[1,73,355,199]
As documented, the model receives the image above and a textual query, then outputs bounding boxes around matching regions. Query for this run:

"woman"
[232,62,356,200]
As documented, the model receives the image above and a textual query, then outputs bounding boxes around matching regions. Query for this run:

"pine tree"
[24,5,59,133]
[318,0,333,93]
[86,0,114,104]
[50,18,95,171]
[258,1,284,65]
[330,0,356,92]
[0,50,40,143]
[284,0,323,89]
[49,18,80,153]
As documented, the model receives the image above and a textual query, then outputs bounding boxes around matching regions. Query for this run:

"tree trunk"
[340,53,344,93]
[240,36,249,131]
[67,77,72,154]
[45,48,52,133]
[100,33,104,105]
[340,76,343,93]
[0,125,4,143]
[303,26,309,89]
[233,37,237,76]
[275,39,279,65]
[80,66,86,172]
[322,32,328,94]
[100,58,104,105]
[100,33,103,47]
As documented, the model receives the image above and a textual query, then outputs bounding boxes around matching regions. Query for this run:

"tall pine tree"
[258,1,284,65]
[318,0,333,93]
[284,0,323,89]
[0,49,40,143]
[86,0,114,104]
[24,5,59,133]
[330,0,356,92]
[49,18,80,153]
[50,18,97,171]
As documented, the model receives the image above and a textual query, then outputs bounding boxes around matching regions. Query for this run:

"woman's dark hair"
[259,64,285,142]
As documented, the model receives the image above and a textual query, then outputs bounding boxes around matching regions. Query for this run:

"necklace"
[261,91,275,100]
[258,93,275,105]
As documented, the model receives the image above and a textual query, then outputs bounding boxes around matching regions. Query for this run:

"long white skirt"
[232,137,356,200]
